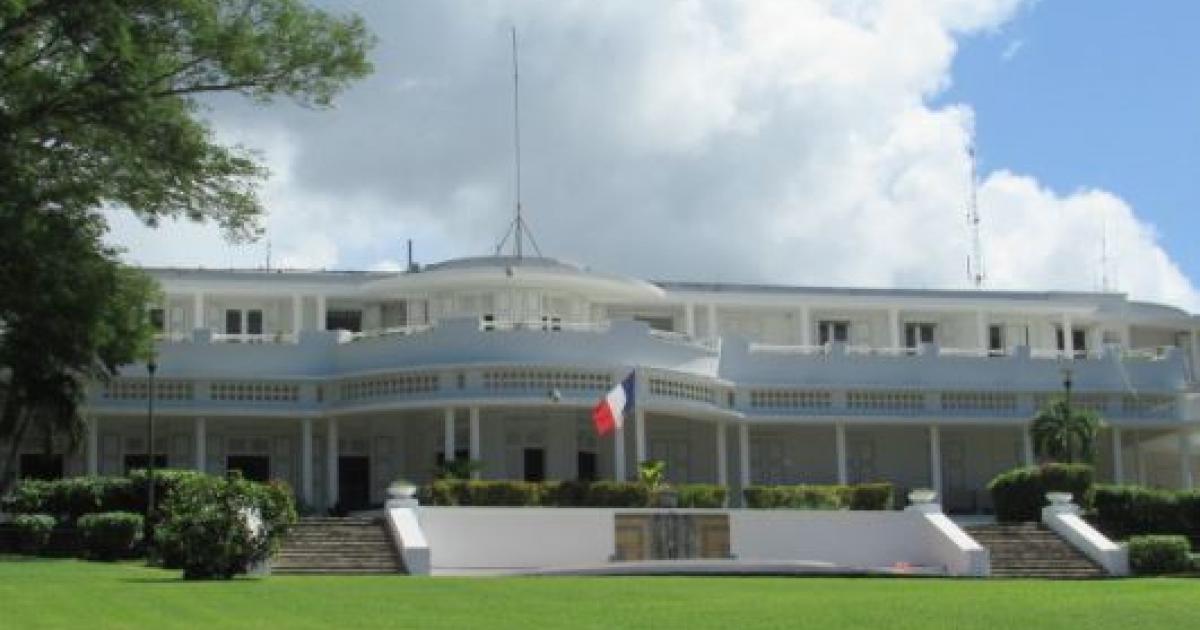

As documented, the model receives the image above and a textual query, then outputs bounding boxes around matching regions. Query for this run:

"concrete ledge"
[1042,504,1129,576]
[385,502,430,575]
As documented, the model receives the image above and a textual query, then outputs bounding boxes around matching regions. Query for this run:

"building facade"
[8,255,1200,513]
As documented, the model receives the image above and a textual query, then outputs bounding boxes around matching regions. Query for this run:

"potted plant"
[388,479,418,501]
[638,460,676,508]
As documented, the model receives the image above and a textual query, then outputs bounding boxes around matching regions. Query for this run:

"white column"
[1191,331,1200,381]
[192,293,204,331]
[929,425,943,497]
[1179,429,1194,490]
[469,407,481,479]
[316,294,327,331]
[194,417,206,472]
[1120,325,1132,349]
[888,308,900,349]
[634,408,647,465]
[1062,313,1073,357]
[86,416,99,476]
[707,303,719,340]
[1135,429,1147,485]
[738,423,751,488]
[613,425,626,481]
[1110,427,1124,484]
[1022,426,1035,466]
[684,303,696,338]
[835,423,848,484]
[716,422,728,487]
[443,408,456,461]
[291,293,303,336]
[976,310,988,352]
[799,306,812,347]
[326,417,339,508]
[301,417,313,506]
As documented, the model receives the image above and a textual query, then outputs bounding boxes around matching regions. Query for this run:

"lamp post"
[1060,365,1074,420]
[145,354,157,548]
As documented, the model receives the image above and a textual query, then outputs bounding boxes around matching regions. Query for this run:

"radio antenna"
[966,139,985,288]
[494,27,543,259]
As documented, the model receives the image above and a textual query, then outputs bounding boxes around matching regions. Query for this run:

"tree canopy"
[1030,398,1103,465]
[0,0,374,491]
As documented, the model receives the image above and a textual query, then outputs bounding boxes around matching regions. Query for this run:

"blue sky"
[941,1,1200,285]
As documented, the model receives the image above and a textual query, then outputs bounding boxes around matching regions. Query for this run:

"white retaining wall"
[410,506,987,576]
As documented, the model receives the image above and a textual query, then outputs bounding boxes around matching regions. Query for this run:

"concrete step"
[274,517,402,575]
[966,523,1106,579]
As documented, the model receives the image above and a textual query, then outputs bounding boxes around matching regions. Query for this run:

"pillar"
[326,417,339,508]
[707,303,719,340]
[716,422,728,487]
[86,416,99,476]
[194,417,206,472]
[738,423,751,488]
[443,408,456,462]
[292,293,303,336]
[1135,429,1147,485]
[684,303,696,338]
[192,293,204,331]
[1191,330,1200,382]
[316,294,327,331]
[976,310,988,352]
[888,308,900,349]
[634,408,646,465]
[1061,313,1073,356]
[835,423,848,484]
[469,407,481,479]
[799,306,812,347]
[301,417,313,506]
[1179,429,1194,490]
[1111,427,1124,484]
[1022,426,1035,466]
[929,425,943,497]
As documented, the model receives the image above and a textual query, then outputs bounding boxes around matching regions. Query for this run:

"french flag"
[592,371,635,437]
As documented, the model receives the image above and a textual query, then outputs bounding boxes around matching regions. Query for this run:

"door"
[226,455,270,483]
[523,448,545,482]
[338,456,370,511]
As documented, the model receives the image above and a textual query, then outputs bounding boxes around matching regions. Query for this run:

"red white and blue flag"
[592,371,635,437]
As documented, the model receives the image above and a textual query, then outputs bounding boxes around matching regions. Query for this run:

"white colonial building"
[12,254,1200,513]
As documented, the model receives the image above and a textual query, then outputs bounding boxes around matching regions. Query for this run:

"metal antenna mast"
[493,27,543,259]
[966,140,985,288]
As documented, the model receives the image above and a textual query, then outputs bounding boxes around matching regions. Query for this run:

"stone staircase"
[273,517,403,575]
[967,523,1105,579]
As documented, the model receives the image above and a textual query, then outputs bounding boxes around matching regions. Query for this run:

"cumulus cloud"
[105,0,1200,311]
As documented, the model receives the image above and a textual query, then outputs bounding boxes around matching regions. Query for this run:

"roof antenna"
[1100,220,1112,292]
[494,26,543,259]
[265,239,272,271]
[966,139,985,288]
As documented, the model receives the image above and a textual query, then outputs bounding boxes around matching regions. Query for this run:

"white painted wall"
[418,507,616,570]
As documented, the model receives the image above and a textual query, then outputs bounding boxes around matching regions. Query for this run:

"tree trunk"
[0,410,31,496]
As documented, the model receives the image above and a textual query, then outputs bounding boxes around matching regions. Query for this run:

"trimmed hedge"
[1,470,204,525]
[987,464,1094,522]
[1128,535,1192,575]
[418,480,728,508]
[742,483,894,510]
[12,514,56,555]
[78,512,143,561]
[1092,485,1200,542]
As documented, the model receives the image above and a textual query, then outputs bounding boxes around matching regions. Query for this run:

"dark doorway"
[523,448,546,482]
[19,454,63,481]
[338,456,370,511]
[226,455,271,482]
[123,454,168,476]
[577,451,598,482]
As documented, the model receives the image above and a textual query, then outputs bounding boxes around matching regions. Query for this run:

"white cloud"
[1001,38,1024,61]
[104,0,1200,311]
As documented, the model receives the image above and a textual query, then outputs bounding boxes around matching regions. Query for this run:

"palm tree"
[1030,398,1103,464]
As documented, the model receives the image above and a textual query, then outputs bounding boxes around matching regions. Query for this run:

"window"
[123,454,168,476]
[149,308,165,333]
[225,309,242,334]
[818,320,850,345]
[226,455,271,483]
[988,325,1005,356]
[523,448,546,482]
[326,309,362,332]
[577,452,597,482]
[482,313,495,331]
[246,309,263,335]
[224,309,263,337]
[904,323,936,350]
[540,315,562,331]
[634,315,675,332]
[1056,327,1088,357]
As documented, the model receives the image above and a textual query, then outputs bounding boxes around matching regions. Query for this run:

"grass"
[1,557,1198,629]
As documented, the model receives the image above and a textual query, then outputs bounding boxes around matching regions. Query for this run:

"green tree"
[1029,398,1103,464]
[0,1,374,492]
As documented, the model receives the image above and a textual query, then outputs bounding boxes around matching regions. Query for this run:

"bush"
[675,484,727,508]
[1,471,204,525]
[1128,535,1192,575]
[1091,485,1180,540]
[77,512,144,561]
[153,472,297,580]
[580,482,649,507]
[420,480,655,507]
[11,514,56,555]
[742,484,894,510]
[988,464,1094,522]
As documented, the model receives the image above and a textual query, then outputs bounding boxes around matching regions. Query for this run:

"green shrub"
[11,514,55,555]
[988,464,1094,522]
[583,482,649,507]
[844,483,895,510]
[542,480,591,507]
[675,484,727,508]
[742,484,894,510]
[1128,535,1192,575]
[465,481,543,506]
[1,471,203,525]
[153,472,297,580]
[1092,485,1180,539]
[77,512,144,561]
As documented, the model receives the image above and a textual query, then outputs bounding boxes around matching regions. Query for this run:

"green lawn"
[1,558,1197,629]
